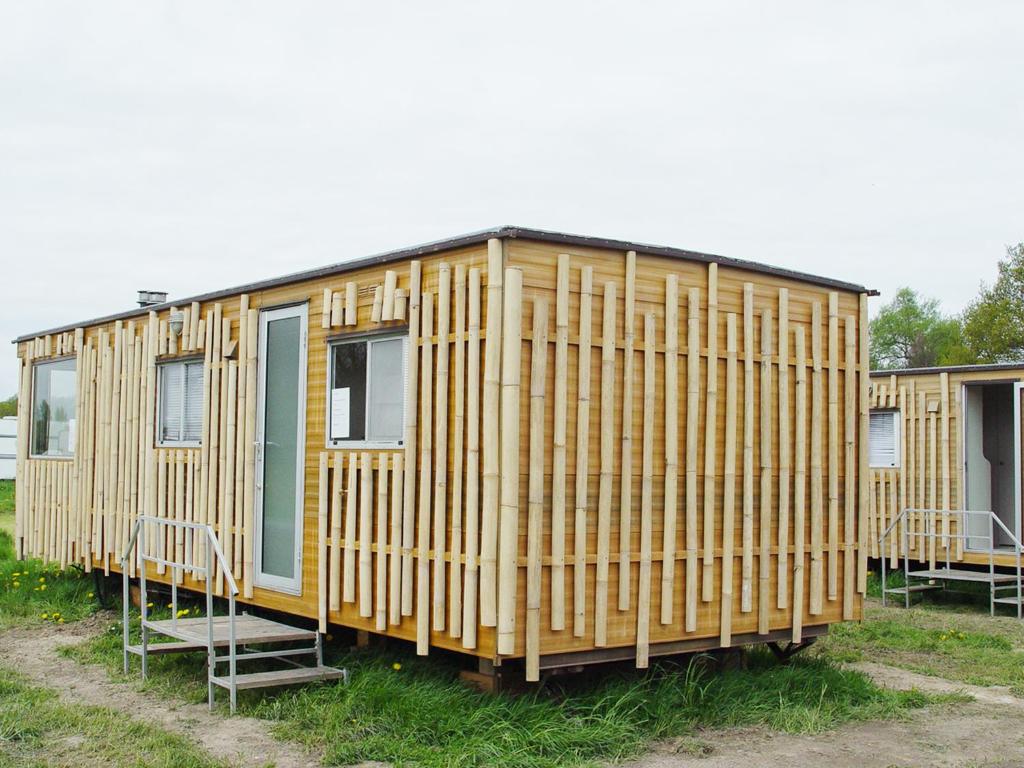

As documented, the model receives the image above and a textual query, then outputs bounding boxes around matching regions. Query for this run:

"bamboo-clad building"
[13,226,873,681]
[868,363,1024,571]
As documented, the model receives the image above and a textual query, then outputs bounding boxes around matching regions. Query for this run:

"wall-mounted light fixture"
[169,311,185,338]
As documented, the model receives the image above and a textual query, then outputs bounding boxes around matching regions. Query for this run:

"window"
[158,359,204,445]
[328,334,407,446]
[869,410,900,467]
[31,358,77,457]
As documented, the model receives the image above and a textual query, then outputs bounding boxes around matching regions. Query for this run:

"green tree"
[0,395,15,418]
[869,288,973,370]
[962,243,1024,363]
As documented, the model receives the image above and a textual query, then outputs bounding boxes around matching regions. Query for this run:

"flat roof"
[871,362,1024,377]
[14,225,875,343]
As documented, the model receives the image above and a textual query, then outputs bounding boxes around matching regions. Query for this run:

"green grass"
[0,663,228,768]
[0,479,13,538]
[70,623,936,768]
[820,598,1024,692]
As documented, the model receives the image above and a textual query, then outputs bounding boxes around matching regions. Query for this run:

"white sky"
[2,1,1022,397]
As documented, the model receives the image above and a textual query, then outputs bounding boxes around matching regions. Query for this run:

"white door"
[254,303,308,594]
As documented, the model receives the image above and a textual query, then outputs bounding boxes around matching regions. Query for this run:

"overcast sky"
[2,1,1022,397]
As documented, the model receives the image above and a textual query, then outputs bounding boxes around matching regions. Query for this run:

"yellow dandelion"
[147,602,154,608]
[52,612,60,618]
[40,613,49,619]
[58,618,64,624]
[12,581,20,588]
[392,662,402,671]
[940,634,947,641]
[87,592,94,598]
[167,603,173,609]
[39,584,46,591]
[38,577,45,583]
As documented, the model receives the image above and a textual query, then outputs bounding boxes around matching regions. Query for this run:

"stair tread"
[142,614,317,645]
[126,641,208,655]
[211,666,346,690]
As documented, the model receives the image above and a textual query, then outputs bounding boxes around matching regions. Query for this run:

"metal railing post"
[206,531,215,712]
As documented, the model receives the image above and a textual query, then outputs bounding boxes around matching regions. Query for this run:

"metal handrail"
[879,508,1023,618]
[120,515,240,711]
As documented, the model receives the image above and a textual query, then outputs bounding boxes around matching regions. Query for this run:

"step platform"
[140,614,318,646]
[211,666,348,691]
[906,568,1021,584]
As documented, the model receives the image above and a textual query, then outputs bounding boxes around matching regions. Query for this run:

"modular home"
[14,226,873,683]
[869,363,1024,574]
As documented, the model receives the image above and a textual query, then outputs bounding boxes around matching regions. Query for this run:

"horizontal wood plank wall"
[867,365,1024,570]
[16,235,867,667]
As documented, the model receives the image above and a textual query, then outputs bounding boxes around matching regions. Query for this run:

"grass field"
[0,664,228,768]
[0,478,953,767]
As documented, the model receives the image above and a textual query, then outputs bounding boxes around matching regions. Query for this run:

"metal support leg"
[122,569,130,674]
[207,543,215,712]
[229,593,237,714]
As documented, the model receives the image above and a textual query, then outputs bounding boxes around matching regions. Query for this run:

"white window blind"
[869,410,900,467]
[159,360,204,444]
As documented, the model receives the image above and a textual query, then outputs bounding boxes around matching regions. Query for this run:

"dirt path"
[0,613,323,768]
[625,661,1024,768]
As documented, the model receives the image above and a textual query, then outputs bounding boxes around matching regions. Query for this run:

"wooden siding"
[14,235,869,677]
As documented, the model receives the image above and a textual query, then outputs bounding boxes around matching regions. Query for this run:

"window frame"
[326,331,408,450]
[869,408,901,468]
[156,357,205,448]
[29,355,77,460]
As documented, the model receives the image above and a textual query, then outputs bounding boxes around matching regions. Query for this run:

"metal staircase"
[120,515,347,712]
[879,508,1023,618]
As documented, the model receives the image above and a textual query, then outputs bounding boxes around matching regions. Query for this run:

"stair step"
[993,596,1024,606]
[884,584,941,595]
[126,641,207,655]
[211,665,346,691]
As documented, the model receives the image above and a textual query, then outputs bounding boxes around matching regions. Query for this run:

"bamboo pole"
[223,360,237,584]
[394,289,407,321]
[858,294,870,593]
[907,379,917,554]
[597,281,616,643]
[552,252,570,629]
[331,291,343,328]
[329,452,343,611]
[940,371,950,547]
[382,270,397,321]
[462,268,482,649]
[869,470,879,558]
[449,264,466,638]
[758,309,773,634]
[371,285,384,324]
[793,327,807,642]
[242,308,258,598]
[389,453,404,625]
[702,264,718,601]
[955,384,964,561]
[898,385,907,560]
[573,265,593,638]
[810,302,824,615]
[741,285,754,614]
[827,293,839,601]
[401,262,422,616]
[360,452,373,618]
[618,250,637,612]
[432,264,452,632]
[480,239,503,628]
[526,296,548,679]
[497,267,523,656]
[376,454,388,631]
[636,313,655,668]
[208,305,223,592]
[197,311,213,581]
[343,452,357,602]
[661,276,678,625]
[929,409,937,568]
[685,286,701,631]
[776,288,790,609]
[318,452,329,632]
[843,316,857,619]
[417,291,434,654]
[345,282,358,326]
[233,298,249,578]
[720,313,738,646]
[917,389,926,563]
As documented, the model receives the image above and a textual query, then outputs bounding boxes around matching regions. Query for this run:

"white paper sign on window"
[330,387,350,440]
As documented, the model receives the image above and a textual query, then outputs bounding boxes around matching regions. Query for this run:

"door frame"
[253,302,309,594]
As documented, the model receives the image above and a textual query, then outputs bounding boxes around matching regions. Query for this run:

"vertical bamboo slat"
[432,264,452,632]
[810,302,824,615]
[758,309,773,634]
[526,297,548,679]
[636,313,656,668]
[376,455,388,632]
[360,452,373,619]
[389,453,404,625]
[480,239,503,628]
[858,294,870,592]
[685,287,700,631]
[449,264,466,638]
[329,452,343,612]
[618,251,636,612]
[497,268,523,656]
[573,266,593,638]
[702,264,718,601]
[318,452,329,632]
[661,276,678,625]
[741,285,754,614]
[596,282,616,643]
[720,313,738,646]
[343,453,357,603]
[793,327,807,641]
[843,316,856,619]
[827,293,839,602]
[776,289,790,609]
[401,262,422,616]
[462,268,482,649]
[552,253,570,629]
[417,292,435,653]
